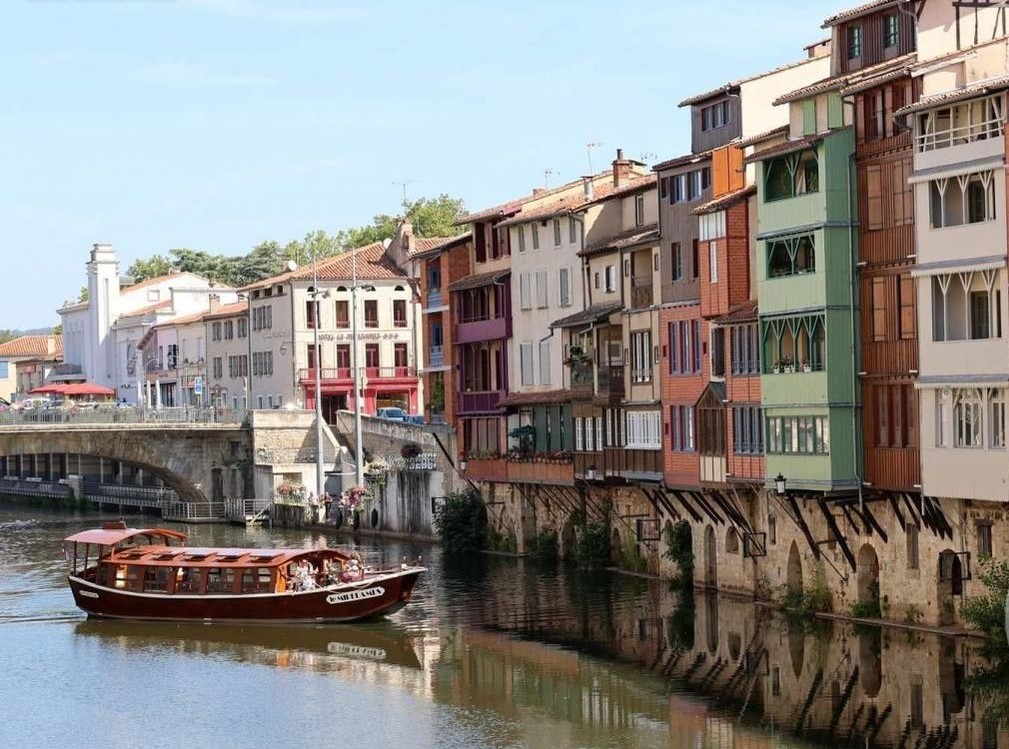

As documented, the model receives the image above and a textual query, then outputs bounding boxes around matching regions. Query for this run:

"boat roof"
[64,527,188,546]
[105,544,348,569]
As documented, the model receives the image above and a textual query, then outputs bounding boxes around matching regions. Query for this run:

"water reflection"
[5,503,1009,748]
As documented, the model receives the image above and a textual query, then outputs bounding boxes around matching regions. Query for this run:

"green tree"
[52,324,62,336]
[78,286,89,303]
[126,254,173,283]
[0,330,15,345]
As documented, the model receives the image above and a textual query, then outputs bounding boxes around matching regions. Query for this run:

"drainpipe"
[845,122,865,516]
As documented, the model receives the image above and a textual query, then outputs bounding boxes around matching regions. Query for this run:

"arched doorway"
[856,544,880,613]
[704,525,718,588]
[787,541,803,599]
[937,549,963,626]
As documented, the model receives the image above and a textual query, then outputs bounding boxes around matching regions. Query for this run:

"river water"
[1,501,1007,749]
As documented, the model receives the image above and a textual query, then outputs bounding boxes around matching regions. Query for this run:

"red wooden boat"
[62,522,425,623]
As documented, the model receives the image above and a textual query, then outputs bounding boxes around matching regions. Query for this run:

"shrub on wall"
[576,521,611,568]
[962,557,1009,636]
[433,488,486,553]
[532,529,558,562]
[663,520,694,588]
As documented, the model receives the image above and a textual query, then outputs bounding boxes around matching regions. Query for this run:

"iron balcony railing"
[298,367,417,381]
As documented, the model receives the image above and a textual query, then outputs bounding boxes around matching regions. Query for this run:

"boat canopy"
[63,527,188,546]
[102,545,349,569]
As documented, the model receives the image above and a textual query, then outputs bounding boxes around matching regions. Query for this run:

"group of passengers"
[287,554,365,591]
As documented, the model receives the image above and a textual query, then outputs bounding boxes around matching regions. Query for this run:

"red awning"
[28,384,69,395]
[62,382,116,397]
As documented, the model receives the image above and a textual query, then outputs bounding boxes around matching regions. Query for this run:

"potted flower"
[801,358,811,373]
[772,360,781,374]
[783,357,795,374]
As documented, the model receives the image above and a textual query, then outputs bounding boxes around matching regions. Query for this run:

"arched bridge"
[0,423,251,502]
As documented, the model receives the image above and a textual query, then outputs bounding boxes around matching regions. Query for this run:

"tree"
[78,286,89,303]
[52,324,62,336]
[126,254,173,283]
[336,194,466,249]
[0,330,15,345]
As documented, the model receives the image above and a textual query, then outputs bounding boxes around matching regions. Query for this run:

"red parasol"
[62,382,117,397]
[28,384,69,395]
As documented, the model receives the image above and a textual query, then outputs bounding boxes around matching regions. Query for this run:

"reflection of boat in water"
[73,619,423,670]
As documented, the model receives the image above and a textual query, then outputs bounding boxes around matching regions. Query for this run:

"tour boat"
[62,522,425,623]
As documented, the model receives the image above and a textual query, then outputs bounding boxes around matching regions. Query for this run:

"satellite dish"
[285,260,298,272]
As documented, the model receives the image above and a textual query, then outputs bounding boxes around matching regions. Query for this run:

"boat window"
[251,554,281,563]
[175,567,201,593]
[241,568,273,593]
[143,566,172,593]
[205,568,236,594]
[114,565,141,591]
[154,552,182,561]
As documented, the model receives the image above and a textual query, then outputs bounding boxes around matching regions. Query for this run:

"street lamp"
[236,292,253,411]
[349,248,376,488]
[307,257,330,501]
[774,473,787,495]
[459,457,468,473]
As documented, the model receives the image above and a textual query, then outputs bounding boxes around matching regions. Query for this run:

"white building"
[204,300,251,410]
[57,244,235,404]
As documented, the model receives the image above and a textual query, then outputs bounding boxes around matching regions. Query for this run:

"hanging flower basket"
[339,484,373,511]
[364,457,389,486]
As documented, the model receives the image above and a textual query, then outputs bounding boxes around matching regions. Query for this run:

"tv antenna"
[639,151,657,163]
[544,169,559,188]
[586,142,603,174]
[391,179,416,210]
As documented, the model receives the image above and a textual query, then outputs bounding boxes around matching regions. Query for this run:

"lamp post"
[308,256,326,500]
[351,250,364,488]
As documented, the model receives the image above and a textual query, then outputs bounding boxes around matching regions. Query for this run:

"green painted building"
[752,92,860,492]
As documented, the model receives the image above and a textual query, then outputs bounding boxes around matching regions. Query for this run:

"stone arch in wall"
[560,519,576,560]
[787,540,803,597]
[725,527,739,555]
[937,549,964,627]
[857,543,880,608]
[704,524,718,588]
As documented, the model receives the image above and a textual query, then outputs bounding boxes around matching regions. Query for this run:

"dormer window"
[884,14,898,48]
[701,101,729,132]
[847,25,862,60]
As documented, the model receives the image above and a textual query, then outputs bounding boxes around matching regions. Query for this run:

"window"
[732,406,764,454]
[671,242,682,281]
[531,224,540,250]
[394,342,408,371]
[899,276,916,339]
[932,270,1002,342]
[252,351,274,377]
[698,211,726,241]
[669,405,696,452]
[559,268,571,307]
[252,305,272,331]
[584,416,594,451]
[520,343,533,386]
[336,344,350,371]
[701,101,729,132]
[955,389,983,447]
[917,95,1004,153]
[978,523,993,560]
[593,272,600,289]
[668,319,702,376]
[884,13,899,47]
[535,270,548,308]
[672,174,688,203]
[631,331,652,383]
[517,226,526,253]
[604,265,616,293]
[711,328,725,377]
[634,194,645,226]
[237,317,247,338]
[766,416,830,454]
[364,343,379,371]
[626,411,662,449]
[906,523,919,570]
[731,323,760,375]
[847,24,862,59]
[539,340,551,385]
[305,300,317,329]
[223,320,234,340]
[992,390,1007,448]
[764,149,818,201]
[692,240,699,280]
[929,172,996,228]
[569,216,578,244]
[709,241,718,283]
[553,219,562,247]
[872,277,887,342]
[392,299,407,328]
[767,235,815,278]
[212,322,222,341]
[763,314,826,372]
[689,170,703,200]
[306,344,319,371]
[519,273,531,310]
[335,300,349,328]
[363,299,378,328]
[575,417,584,451]
[212,357,223,379]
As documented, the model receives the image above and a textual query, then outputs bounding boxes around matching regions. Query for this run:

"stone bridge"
[0,423,252,502]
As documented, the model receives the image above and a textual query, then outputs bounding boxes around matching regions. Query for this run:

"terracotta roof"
[839,65,913,96]
[202,301,249,321]
[412,236,456,255]
[577,175,657,211]
[0,335,62,360]
[498,389,572,407]
[693,185,757,216]
[410,233,471,260]
[579,226,659,258]
[653,149,713,173]
[243,242,408,291]
[743,136,821,165]
[678,55,825,107]
[822,0,899,28]
[446,269,510,292]
[774,53,915,104]
[736,126,790,150]
[550,302,623,329]
[894,75,1009,117]
[712,300,758,325]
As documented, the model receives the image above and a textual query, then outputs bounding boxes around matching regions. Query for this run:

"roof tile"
[0,335,62,359]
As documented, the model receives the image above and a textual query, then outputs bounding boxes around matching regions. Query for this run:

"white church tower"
[86,243,121,387]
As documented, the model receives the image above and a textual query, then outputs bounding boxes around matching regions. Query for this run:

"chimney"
[532,188,545,195]
[612,148,632,188]
[208,294,221,314]
[582,176,594,202]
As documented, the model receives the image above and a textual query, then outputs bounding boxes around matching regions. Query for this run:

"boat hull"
[67,569,423,624]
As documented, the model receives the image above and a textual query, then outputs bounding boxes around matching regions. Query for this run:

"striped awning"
[910,254,1006,278]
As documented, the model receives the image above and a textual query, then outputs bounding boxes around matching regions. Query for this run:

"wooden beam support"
[670,490,704,524]
[787,495,821,560]
[860,501,888,543]
[841,504,862,536]
[889,495,906,532]
[691,491,725,525]
[818,499,856,571]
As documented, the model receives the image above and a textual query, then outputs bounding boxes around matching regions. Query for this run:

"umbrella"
[62,382,116,398]
[28,384,69,395]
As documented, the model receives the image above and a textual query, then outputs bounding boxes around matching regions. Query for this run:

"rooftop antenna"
[639,151,657,163]
[586,142,603,174]
[391,179,416,211]
[544,168,558,188]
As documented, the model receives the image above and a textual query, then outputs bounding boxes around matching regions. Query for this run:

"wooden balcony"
[465,458,508,483]
[507,459,574,485]
[458,390,505,414]
[630,277,654,309]
[456,316,511,344]
[574,448,662,481]
[570,363,624,401]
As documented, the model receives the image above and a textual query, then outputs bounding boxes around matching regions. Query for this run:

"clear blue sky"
[1,0,843,330]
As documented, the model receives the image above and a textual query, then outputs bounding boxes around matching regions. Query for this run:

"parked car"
[404,415,425,425]
[376,407,407,421]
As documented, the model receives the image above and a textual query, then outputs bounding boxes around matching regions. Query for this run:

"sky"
[1,0,844,330]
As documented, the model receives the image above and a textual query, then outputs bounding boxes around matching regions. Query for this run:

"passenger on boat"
[341,554,364,582]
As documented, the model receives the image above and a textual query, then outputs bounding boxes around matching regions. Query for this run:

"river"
[1,501,1007,749]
